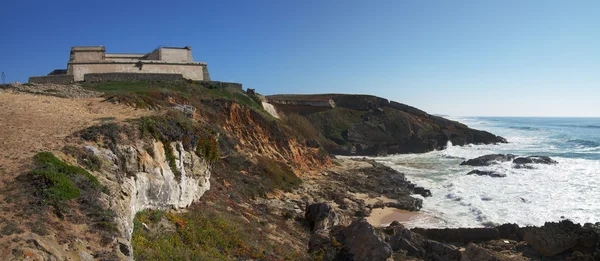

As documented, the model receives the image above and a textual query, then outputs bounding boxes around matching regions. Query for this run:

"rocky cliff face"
[10,140,211,261]
[267,94,506,156]
[93,140,211,259]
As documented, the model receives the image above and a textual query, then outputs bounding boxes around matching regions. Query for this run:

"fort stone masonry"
[29,46,211,84]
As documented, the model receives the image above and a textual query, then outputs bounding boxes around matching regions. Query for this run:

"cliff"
[267,94,506,156]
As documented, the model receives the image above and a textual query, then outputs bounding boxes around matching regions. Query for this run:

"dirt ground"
[0,90,153,181]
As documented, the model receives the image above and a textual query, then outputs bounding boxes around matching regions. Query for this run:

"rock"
[496,223,522,241]
[305,202,345,232]
[413,186,432,197]
[411,227,500,243]
[467,170,507,178]
[172,104,196,118]
[460,154,517,166]
[426,240,461,261]
[513,164,535,169]
[521,220,585,256]
[387,224,460,261]
[335,220,392,261]
[513,156,558,165]
[461,243,525,261]
[308,231,332,253]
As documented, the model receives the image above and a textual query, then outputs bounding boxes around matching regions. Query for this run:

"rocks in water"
[305,202,346,232]
[413,186,432,197]
[521,220,598,257]
[460,154,517,166]
[513,156,558,165]
[467,170,507,178]
[411,227,501,243]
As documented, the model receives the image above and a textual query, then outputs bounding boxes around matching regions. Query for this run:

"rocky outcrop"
[521,220,598,256]
[460,154,516,166]
[88,140,211,259]
[334,220,393,261]
[266,94,507,156]
[513,156,558,165]
[386,223,461,261]
[467,170,507,178]
[305,203,347,232]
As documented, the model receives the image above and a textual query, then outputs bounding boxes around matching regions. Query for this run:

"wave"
[565,139,600,148]
[559,124,600,129]
[508,126,540,131]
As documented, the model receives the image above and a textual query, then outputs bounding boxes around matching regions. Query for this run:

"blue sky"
[1,0,598,116]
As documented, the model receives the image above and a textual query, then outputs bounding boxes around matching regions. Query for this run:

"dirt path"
[0,91,153,178]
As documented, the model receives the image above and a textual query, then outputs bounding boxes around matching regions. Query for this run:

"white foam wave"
[375,149,600,228]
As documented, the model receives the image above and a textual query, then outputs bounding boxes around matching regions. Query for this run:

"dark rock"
[387,224,460,261]
[513,164,536,169]
[467,170,507,178]
[513,156,558,165]
[425,240,461,261]
[413,186,432,197]
[305,203,345,232]
[521,220,594,256]
[496,223,522,241]
[461,243,518,261]
[335,220,392,261]
[460,154,517,166]
[411,227,500,243]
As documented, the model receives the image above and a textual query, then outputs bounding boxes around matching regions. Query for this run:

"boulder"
[305,202,346,232]
[521,220,586,256]
[460,154,517,166]
[335,220,393,261]
[411,227,500,243]
[513,156,558,165]
[467,170,507,178]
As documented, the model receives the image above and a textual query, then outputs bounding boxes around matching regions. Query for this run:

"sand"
[367,208,420,227]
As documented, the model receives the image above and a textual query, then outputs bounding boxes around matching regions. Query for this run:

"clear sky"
[1,0,598,116]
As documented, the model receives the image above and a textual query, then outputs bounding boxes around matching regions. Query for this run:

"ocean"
[372,117,600,228]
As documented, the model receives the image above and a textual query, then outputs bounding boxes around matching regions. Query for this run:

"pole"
[1,72,5,84]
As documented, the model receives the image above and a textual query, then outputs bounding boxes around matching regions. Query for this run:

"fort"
[29,46,211,84]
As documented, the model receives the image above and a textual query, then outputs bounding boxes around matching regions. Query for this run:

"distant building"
[29,46,210,84]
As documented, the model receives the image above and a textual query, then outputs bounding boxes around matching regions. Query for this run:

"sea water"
[372,117,600,228]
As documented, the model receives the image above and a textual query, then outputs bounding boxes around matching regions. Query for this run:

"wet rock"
[513,156,558,165]
[335,220,392,261]
[413,186,432,197]
[411,227,500,243]
[305,202,346,232]
[467,170,507,178]
[460,154,517,166]
[513,164,536,169]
